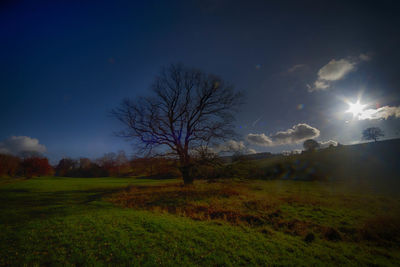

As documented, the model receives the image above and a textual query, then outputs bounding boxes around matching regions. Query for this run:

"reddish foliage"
[0,154,20,177]
[21,156,53,178]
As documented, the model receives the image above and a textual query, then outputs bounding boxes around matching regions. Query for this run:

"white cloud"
[246,148,257,155]
[318,59,355,81]
[271,123,320,145]
[309,56,368,92]
[217,140,246,152]
[0,136,47,155]
[288,64,306,73]
[246,123,320,147]
[358,106,400,120]
[313,80,329,90]
[319,140,338,148]
[245,133,273,147]
[215,140,256,155]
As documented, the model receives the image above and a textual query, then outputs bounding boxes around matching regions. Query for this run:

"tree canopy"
[112,64,243,184]
[362,127,384,142]
[303,139,320,152]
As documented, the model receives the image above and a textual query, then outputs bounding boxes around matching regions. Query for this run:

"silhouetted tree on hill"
[112,64,243,184]
[303,139,319,152]
[362,127,384,142]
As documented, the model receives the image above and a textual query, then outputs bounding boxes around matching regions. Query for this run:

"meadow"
[1,176,399,266]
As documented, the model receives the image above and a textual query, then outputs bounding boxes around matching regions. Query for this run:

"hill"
[225,138,400,193]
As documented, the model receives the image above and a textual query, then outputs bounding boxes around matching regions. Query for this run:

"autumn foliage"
[0,154,21,177]
[0,154,52,178]
[21,157,53,178]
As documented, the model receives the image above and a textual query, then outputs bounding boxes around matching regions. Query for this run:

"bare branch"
[112,63,244,183]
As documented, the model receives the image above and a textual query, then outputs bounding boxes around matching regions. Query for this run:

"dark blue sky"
[1,0,400,161]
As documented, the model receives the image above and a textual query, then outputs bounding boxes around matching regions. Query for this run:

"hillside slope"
[234,139,400,193]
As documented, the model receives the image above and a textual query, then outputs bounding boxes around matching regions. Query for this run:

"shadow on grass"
[0,187,122,225]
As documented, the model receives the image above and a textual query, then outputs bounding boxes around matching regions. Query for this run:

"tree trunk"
[179,153,194,185]
[180,164,194,185]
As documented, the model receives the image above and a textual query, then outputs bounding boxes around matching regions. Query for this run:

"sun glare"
[346,100,366,118]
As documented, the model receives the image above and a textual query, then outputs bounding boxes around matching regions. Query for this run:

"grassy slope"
[1,177,399,266]
[229,139,400,194]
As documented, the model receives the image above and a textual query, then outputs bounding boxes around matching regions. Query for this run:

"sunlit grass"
[110,180,400,243]
[1,177,399,266]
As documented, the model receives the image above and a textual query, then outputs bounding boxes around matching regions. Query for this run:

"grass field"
[1,176,399,266]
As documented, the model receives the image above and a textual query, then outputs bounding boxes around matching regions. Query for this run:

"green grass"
[1,177,399,266]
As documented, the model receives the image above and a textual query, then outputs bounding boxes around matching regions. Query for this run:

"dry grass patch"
[110,181,281,224]
[109,181,324,239]
[108,180,400,246]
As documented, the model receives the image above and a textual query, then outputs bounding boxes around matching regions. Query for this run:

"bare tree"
[112,64,243,184]
[362,127,384,142]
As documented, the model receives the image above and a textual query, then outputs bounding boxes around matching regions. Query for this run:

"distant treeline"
[0,149,252,180]
[54,151,180,178]
[0,151,181,179]
[0,153,53,178]
[3,139,398,183]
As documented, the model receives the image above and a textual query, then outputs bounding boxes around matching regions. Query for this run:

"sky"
[1,0,400,162]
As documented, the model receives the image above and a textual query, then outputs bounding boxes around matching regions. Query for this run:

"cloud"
[217,140,246,152]
[358,106,400,120]
[246,123,320,146]
[271,123,320,145]
[288,64,306,73]
[0,136,47,155]
[319,140,338,148]
[245,133,273,147]
[246,148,257,154]
[313,80,329,90]
[308,55,370,92]
[215,140,256,154]
[317,59,355,81]
[359,53,371,62]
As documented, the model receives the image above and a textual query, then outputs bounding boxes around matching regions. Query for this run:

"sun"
[346,100,366,118]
